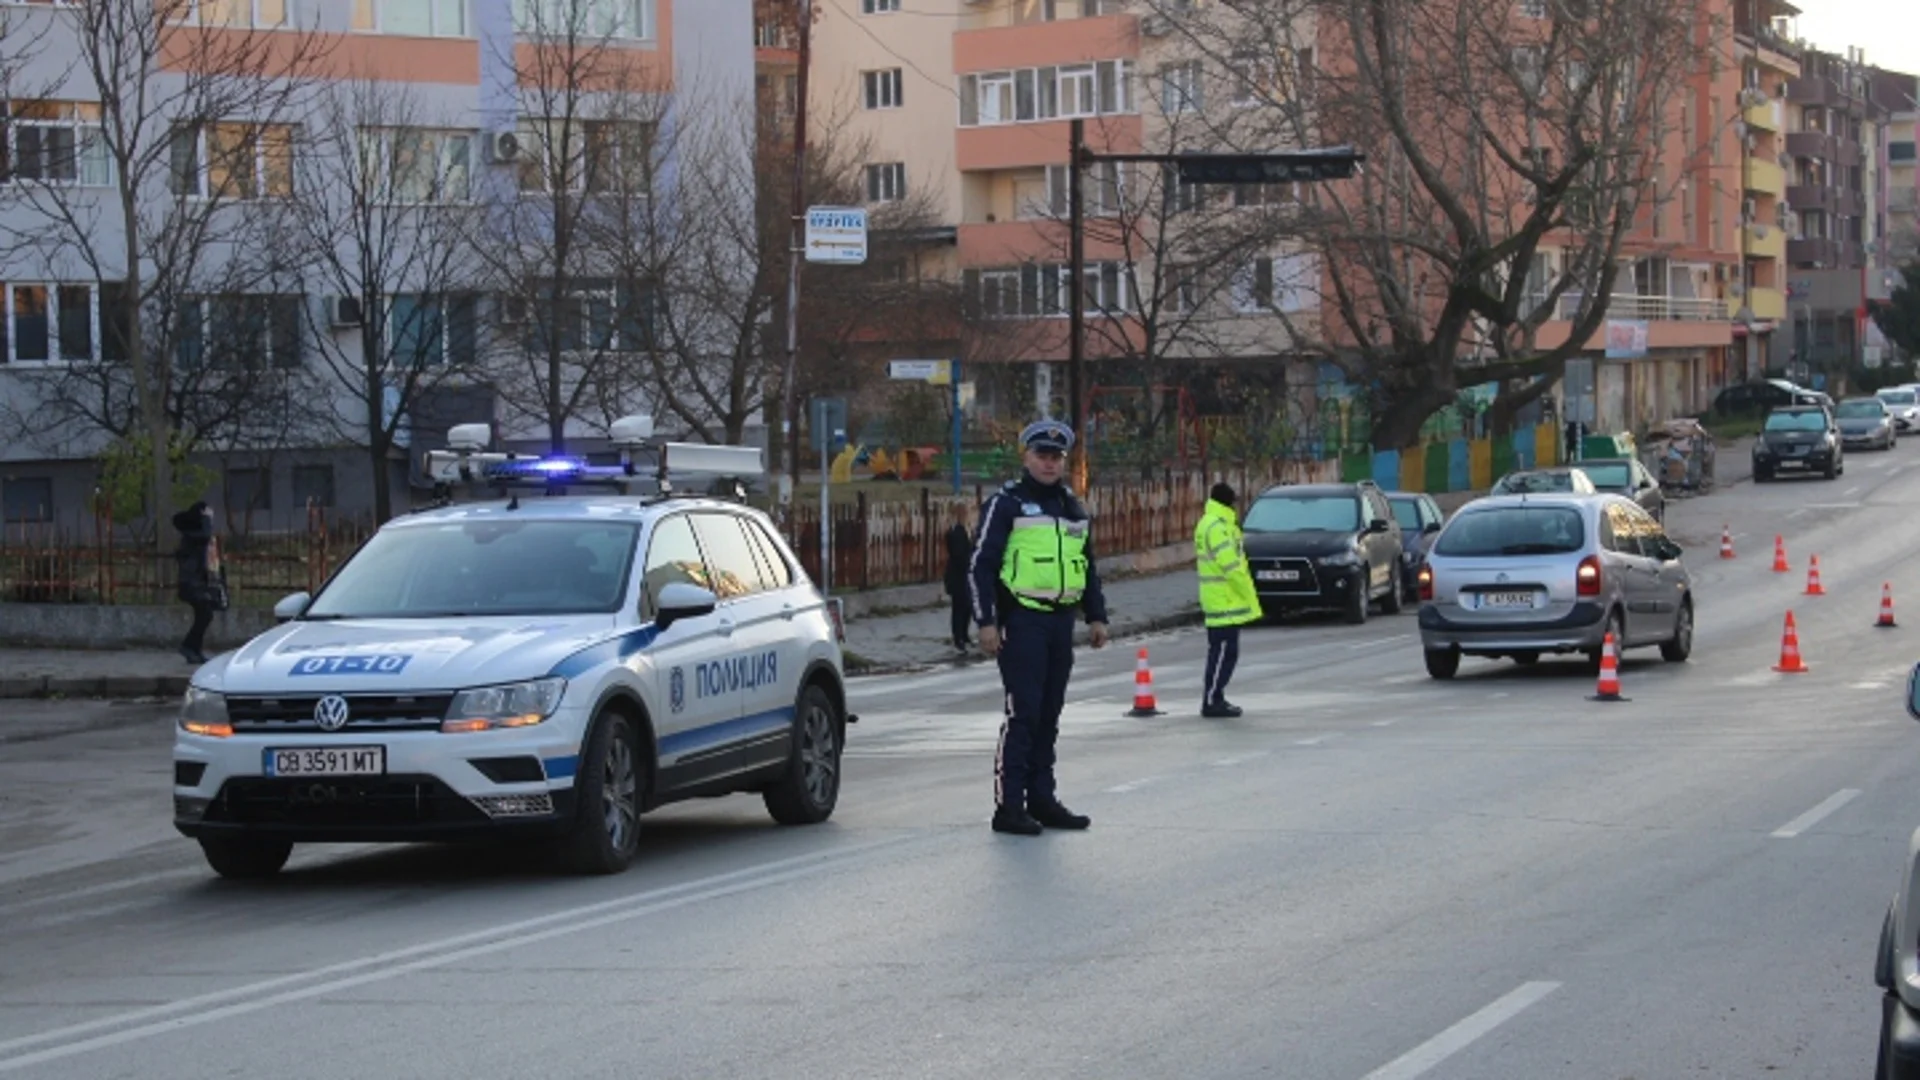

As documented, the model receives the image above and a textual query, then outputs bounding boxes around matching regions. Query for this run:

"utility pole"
[781,0,814,511]
[1068,118,1087,492]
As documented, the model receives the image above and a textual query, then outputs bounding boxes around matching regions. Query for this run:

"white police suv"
[172,420,851,879]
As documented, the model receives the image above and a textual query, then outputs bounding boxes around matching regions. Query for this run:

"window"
[1163,264,1200,314]
[513,0,653,38]
[352,0,464,33]
[960,60,1132,126]
[741,519,794,589]
[1243,495,1360,533]
[517,119,654,194]
[311,520,642,618]
[1232,253,1316,313]
[526,279,654,353]
[291,465,335,509]
[862,68,904,110]
[2,282,126,364]
[861,0,899,10]
[1512,46,1545,98]
[226,467,272,513]
[865,162,906,203]
[963,261,1132,318]
[1516,0,1546,16]
[2,102,113,187]
[391,294,478,367]
[1228,52,1278,107]
[1044,162,1123,216]
[1233,181,1296,209]
[170,123,295,200]
[178,0,286,26]
[1160,163,1204,214]
[1,477,53,524]
[692,513,771,599]
[1011,0,1054,22]
[641,514,709,617]
[1161,60,1203,114]
[177,295,303,370]
[1435,506,1585,557]
[362,128,471,202]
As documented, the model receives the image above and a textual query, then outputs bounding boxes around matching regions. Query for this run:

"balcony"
[1744,222,1786,260]
[1743,286,1788,320]
[956,219,1127,266]
[1786,184,1834,211]
[1542,292,1729,322]
[1787,77,1844,107]
[1743,99,1784,133]
[953,12,1139,74]
[956,115,1142,172]
[1532,293,1735,352]
[1786,130,1835,159]
[1744,157,1785,195]
[1788,236,1839,264]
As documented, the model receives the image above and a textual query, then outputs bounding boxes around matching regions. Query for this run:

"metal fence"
[2,505,375,608]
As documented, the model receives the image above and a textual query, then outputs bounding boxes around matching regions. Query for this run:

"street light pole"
[1068,118,1087,491]
[780,0,813,508]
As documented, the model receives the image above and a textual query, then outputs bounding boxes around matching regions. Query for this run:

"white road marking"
[1360,981,1562,1080]
[1212,752,1271,768]
[1845,485,1862,496]
[1803,503,1864,510]
[1352,633,1413,650]
[1771,788,1862,839]
[0,837,913,1072]
[1105,776,1164,793]
[1371,719,1397,727]
[1294,734,1340,746]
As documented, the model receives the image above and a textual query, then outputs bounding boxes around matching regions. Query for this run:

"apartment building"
[1874,68,1918,262]
[1730,0,1800,380]
[0,0,752,530]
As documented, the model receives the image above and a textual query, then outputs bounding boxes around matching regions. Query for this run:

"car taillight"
[1417,564,1434,601]
[1575,555,1602,597]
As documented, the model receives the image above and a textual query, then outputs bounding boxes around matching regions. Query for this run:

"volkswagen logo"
[313,694,351,732]
[1495,572,1510,584]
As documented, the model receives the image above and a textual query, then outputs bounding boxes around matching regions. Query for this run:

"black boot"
[1201,702,1243,718]
[1028,800,1090,830]
[992,806,1044,836]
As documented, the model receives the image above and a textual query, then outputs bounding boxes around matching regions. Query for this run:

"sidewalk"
[0,439,1759,699]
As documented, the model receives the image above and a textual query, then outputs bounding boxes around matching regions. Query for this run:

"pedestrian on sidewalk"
[943,502,974,652]
[173,502,225,664]
[970,419,1110,837]
[1194,482,1261,718]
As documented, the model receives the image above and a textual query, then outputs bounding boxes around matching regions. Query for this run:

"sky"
[1791,0,1920,77]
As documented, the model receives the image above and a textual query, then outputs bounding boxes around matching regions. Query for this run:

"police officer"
[1194,482,1261,718]
[969,419,1110,836]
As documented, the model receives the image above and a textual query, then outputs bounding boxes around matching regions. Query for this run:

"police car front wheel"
[560,710,643,875]
[200,836,293,880]
[764,684,842,826]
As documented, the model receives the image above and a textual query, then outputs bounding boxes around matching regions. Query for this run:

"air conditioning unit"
[326,295,364,328]
[1141,13,1171,35]
[485,130,524,164]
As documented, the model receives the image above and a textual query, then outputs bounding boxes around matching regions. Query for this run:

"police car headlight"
[179,686,232,738]
[442,678,567,733]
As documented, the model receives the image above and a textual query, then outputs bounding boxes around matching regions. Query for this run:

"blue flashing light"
[531,458,583,474]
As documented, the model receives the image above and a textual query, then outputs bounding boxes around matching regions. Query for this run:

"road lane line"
[0,837,912,1068]
[1359,981,1561,1080]
[1846,485,1862,496]
[1371,719,1397,727]
[1294,734,1340,746]
[1105,776,1164,793]
[1771,789,1862,838]
[1212,752,1271,767]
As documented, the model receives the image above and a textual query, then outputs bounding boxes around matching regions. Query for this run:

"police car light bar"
[609,414,654,448]
[659,442,765,479]
[446,423,492,452]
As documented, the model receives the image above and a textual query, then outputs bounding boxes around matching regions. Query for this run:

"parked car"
[1753,404,1844,481]
[1873,666,1920,1078]
[1490,467,1597,496]
[1568,457,1666,522]
[1837,396,1898,450]
[1241,481,1404,624]
[1387,492,1445,603]
[1708,379,1826,418]
[1415,493,1693,679]
[1877,386,1920,432]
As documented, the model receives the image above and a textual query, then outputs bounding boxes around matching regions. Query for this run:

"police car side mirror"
[273,592,310,621]
[655,582,719,630]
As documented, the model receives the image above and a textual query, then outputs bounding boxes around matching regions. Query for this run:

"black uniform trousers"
[994,604,1076,811]
[1203,626,1240,708]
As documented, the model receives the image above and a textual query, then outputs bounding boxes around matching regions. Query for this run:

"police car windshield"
[305,520,640,619]
[1243,495,1359,533]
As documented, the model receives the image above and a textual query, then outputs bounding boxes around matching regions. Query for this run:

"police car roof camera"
[176,417,847,881]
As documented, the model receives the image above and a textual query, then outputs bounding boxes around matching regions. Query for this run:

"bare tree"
[290,78,487,521]
[0,0,331,546]
[1157,0,1709,448]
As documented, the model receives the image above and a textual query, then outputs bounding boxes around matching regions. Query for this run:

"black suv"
[1241,481,1405,624]
[1753,404,1844,481]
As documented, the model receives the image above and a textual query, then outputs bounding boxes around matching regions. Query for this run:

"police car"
[172,417,851,879]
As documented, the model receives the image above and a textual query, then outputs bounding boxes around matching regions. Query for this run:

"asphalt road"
[4,448,1920,1079]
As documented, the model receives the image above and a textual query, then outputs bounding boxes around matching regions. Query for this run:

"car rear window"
[1434,506,1586,557]
[1575,462,1629,488]
[1880,391,1916,405]
[1838,400,1885,418]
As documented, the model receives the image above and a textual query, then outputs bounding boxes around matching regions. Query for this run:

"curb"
[0,675,189,700]
[846,607,1205,678]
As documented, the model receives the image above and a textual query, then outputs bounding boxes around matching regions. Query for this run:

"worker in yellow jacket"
[1194,483,1262,718]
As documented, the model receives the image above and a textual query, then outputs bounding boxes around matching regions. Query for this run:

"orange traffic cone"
[1720,525,1735,560]
[1805,556,1826,596]
[1772,535,1791,573]
[1127,647,1163,717]
[1878,583,1898,629]
[1773,611,1809,673]
[1591,632,1626,702]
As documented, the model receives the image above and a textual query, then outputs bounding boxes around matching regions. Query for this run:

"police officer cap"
[1021,419,1075,453]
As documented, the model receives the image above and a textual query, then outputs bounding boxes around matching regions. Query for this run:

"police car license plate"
[1478,591,1535,610]
[1256,569,1299,581]
[264,747,386,777]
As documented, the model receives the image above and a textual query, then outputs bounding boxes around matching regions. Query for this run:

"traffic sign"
[888,359,952,383]
[805,206,868,265]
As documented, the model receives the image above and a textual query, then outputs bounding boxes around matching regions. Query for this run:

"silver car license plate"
[264,746,387,777]
[1256,569,1299,581]
[1478,591,1535,610]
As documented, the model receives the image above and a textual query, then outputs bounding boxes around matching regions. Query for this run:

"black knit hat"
[1210,483,1236,507]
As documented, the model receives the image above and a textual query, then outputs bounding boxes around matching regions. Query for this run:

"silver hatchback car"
[1414,493,1694,679]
